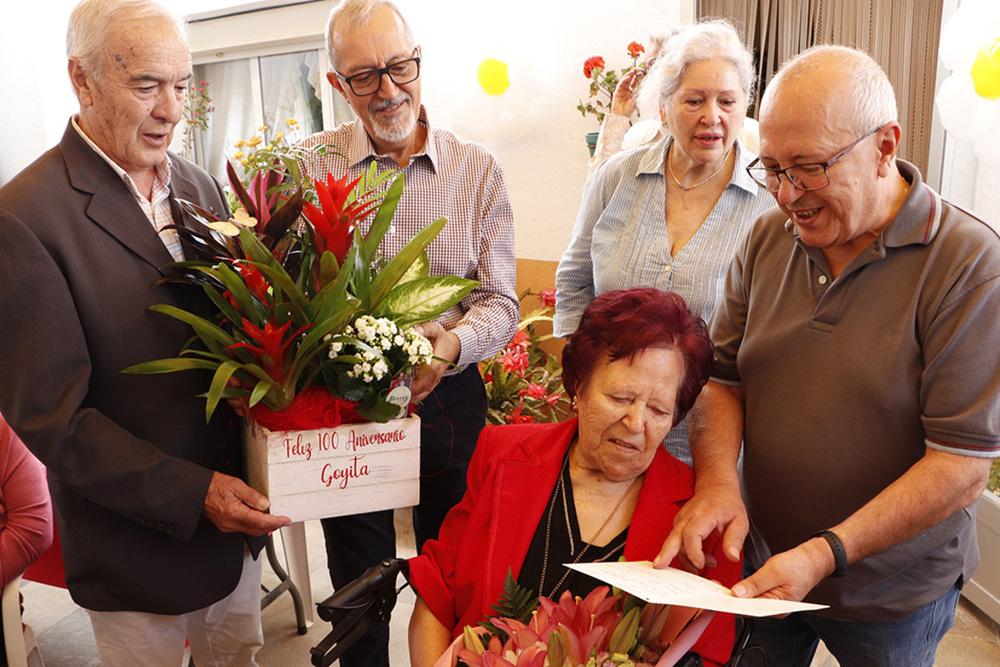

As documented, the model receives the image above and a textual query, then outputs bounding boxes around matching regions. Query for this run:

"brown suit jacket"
[0,121,257,613]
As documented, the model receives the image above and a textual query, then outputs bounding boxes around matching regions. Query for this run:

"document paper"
[568,561,827,617]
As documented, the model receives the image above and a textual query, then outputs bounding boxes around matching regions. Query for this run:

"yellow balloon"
[477,58,510,96]
[971,38,1000,101]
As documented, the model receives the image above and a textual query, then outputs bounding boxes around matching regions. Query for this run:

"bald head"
[762,45,897,137]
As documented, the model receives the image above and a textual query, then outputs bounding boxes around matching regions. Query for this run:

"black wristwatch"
[811,530,848,578]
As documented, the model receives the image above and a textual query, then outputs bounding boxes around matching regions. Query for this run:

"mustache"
[369,93,411,112]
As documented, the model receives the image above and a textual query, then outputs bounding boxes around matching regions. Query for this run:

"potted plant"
[125,122,476,521]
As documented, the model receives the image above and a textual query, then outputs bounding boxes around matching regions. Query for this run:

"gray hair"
[768,45,898,134]
[67,0,188,82]
[325,0,415,72]
[637,19,755,119]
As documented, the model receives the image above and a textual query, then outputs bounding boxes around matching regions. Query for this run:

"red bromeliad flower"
[583,56,605,78]
[227,317,312,385]
[301,173,380,265]
[627,41,645,58]
[233,260,270,304]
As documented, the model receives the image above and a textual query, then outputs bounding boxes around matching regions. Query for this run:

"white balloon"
[939,0,998,70]
[936,73,983,145]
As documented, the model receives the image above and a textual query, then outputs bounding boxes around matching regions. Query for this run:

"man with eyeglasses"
[657,45,1000,665]
[296,1,517,665]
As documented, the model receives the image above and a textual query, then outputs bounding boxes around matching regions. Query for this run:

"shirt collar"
[71,115,172,195]
[880,160,941,247]
[637,135,759,196]
[345,105,436,171]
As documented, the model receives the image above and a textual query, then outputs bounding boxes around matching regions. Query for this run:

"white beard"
[369,94,417,144]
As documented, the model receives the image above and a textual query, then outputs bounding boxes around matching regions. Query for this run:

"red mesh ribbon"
[250,387,365,431]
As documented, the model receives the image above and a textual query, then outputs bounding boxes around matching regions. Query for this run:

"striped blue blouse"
[554,135,775,465]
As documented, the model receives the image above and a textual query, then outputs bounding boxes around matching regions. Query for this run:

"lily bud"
[463,625,487,654]
[547,630,567,667]
[608,607,641,655]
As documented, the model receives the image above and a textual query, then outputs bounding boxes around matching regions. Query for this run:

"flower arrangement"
[125,121,475,426]
[576,42,645,124]
[182,79,214,157]
[448,576,699,667]
[479,289,571,425]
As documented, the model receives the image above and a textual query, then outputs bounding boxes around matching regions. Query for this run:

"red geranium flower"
[627,41,645,58]
[583,56,605,79]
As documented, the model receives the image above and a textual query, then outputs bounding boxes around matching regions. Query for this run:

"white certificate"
[568,561,828,617]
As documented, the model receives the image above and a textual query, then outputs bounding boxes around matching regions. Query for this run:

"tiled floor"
[19,511,1000,665]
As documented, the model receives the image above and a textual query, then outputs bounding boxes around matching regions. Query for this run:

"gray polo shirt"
[711,160,1000,622]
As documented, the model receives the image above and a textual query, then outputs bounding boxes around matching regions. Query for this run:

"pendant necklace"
[667,143,733,209]
[538,456,640,599]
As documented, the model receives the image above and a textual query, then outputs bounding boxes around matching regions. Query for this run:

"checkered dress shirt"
[296,107,518,368]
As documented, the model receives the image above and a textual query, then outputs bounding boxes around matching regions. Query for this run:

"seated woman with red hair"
[407,288,741,666]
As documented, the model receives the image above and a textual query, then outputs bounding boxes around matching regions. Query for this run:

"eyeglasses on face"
[336,47,421,96]
[746,124,888,192]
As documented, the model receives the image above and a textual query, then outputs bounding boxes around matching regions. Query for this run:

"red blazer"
[409,419,741,666]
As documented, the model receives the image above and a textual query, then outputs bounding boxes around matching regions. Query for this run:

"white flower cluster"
[328,315,433,383]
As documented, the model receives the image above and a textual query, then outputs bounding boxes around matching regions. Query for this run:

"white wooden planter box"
[966,490,1000,624]
[244,416,421,523]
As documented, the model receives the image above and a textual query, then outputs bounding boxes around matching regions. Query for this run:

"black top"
[518,456,629,600]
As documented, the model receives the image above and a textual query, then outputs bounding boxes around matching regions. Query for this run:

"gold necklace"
[667,143,733,209]
[538,456,640,599]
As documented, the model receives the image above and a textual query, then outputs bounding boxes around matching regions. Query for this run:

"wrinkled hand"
[411,322,461,403]
[611,68,645,117]
[203,471,292,535]
[654,482,747,571]
[730,538,834,607]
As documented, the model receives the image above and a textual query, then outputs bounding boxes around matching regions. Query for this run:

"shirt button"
[664,265,672,273]
[818,275,828,285]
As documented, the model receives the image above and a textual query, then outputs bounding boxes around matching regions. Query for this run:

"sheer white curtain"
[194,59,256,181]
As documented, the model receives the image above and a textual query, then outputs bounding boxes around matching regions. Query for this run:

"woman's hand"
[611,68,645,117]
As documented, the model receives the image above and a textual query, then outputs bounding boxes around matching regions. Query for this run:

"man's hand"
[730,537,835,604]
[654,480,748,571]
[203,471,292,535]
[411,322,461,402]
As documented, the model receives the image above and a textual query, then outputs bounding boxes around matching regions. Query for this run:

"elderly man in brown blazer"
[0,0,290,664]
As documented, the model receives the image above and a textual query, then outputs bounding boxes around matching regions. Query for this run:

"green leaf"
[248,379,272,407]
[397,250,430,284]
[122,357,221,374]
[362,173,404,261]
[368,217,447,310]
[148,304,235,349]
[356,397,400,423]
[206,360,240,422]
[374,276,478,326]
[480,569,539,641]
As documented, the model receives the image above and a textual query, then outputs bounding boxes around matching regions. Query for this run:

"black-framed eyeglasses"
[746,124,887,192]
[336,47,421,96]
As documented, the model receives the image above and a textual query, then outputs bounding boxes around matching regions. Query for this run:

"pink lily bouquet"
[126,125,476,426]
[439,582,712,667]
